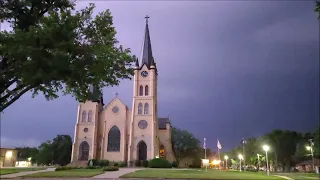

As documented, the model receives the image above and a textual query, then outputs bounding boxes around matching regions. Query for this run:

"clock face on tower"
[141,71,148,77]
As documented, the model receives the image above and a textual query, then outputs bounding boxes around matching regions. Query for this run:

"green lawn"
[275,172,320,180]
[121,169,284,179]
[22,168,104,178]
[0,168,45,175]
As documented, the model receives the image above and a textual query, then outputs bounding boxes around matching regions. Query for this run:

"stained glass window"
[107,126,121,152]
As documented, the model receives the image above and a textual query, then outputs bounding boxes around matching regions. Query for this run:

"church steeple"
[88,85,104,105]
[141,15,153,68]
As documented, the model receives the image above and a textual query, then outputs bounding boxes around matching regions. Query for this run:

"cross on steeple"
[145,15,150,24]
[115,92,119,97]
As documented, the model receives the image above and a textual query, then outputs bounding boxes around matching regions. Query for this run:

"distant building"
[0,148,18,167]
[295,159,320,173]
[70,16,175,166]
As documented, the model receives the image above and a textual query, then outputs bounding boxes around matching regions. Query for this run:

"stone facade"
[70,17,175,165]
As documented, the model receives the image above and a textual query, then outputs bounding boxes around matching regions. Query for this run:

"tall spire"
[141,15,153,67]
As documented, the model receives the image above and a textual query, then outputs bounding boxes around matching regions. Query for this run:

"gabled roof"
[103,97,128,110]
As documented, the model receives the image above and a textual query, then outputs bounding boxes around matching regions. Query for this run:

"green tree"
[263,130,300,172]
[171,127,201,166]
[315,1,320,19]
[51,134,72,166]
[0,0,135,111]
[313,127,320,157]
[35,140,53,165]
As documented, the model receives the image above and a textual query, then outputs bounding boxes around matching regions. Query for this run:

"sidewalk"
[0,168,56,179]
[93,168,143,178]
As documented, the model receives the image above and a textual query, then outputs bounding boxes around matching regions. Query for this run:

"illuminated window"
[159,145,165,158]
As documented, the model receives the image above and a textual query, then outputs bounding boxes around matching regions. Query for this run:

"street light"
[224,155,229,169]
[257,154,261,171]
[263,145,270,176]
[238,154,243,172]
[306,143,315,172]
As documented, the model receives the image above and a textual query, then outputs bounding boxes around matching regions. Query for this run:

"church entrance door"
[138,141,147,161]
[79,141,89,161]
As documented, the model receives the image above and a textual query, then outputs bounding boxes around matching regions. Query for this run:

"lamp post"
[238,154,243,172]
[306,140,315,172]
[257,154,261,171]
[224,155,229,169]
[263,145,270,176]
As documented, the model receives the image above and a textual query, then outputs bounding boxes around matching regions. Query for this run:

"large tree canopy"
[171,127,201,165]
[0,0,135,112]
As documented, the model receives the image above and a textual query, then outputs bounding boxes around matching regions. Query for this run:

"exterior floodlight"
[263,145,269,152]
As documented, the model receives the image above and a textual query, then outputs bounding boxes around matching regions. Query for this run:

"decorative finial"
[115,92,118,97]
[145,15,150,24]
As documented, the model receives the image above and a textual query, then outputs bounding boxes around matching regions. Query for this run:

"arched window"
[144,103,149,115]
[107,126,121,152]
[139,85,143,96]
[159,145,165,158]
[81,111,87,122]
[145,85,149,96]
[138,103,143,115]
[88,110,93,122]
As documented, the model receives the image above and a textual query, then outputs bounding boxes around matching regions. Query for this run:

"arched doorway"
[79,141,89,161]
[137,141,147,161]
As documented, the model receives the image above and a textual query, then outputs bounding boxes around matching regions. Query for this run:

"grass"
[0,168,45,175]
[120,169,284,179]
[22,168,104,178]
[275,172,320,180]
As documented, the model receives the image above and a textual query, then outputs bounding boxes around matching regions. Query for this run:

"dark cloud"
[1,1,319,150]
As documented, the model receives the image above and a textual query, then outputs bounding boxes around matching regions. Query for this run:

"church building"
[70,16,175,165]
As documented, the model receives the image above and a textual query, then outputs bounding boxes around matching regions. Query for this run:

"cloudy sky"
[1,1,319,150]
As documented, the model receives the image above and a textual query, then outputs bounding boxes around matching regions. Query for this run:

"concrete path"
[273,175,295,180]
[0,168,56,179]
[92,168,143,179]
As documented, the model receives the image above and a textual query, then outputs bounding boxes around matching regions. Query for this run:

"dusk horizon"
[1,1,319,152]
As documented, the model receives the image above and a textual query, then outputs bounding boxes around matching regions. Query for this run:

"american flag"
[217,139,222,150]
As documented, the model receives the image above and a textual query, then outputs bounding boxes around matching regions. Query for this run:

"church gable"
[102,97,128,114]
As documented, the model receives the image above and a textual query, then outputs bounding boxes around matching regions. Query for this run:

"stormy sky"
[1,1,319,151]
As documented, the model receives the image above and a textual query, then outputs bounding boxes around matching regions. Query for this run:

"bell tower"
[128,16,158,164]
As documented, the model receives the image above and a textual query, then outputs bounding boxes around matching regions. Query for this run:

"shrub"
[85,166,100,169]
[148,158,172,168]
[87,159,98,166]
[191,158,201,168]
[172,161,178,168]
[118,161,126,167]
[55,166,79,171]
[98,160,109,167]
[103,166,119,171]
[134,160,141,167]
[113,162,119,167]
[142,160,148,167]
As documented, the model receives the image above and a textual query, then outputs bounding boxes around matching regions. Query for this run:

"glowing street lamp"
[263,145,270,176]
[306,141,315,171]
[238,154,243,172]
[224,155,229,169]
